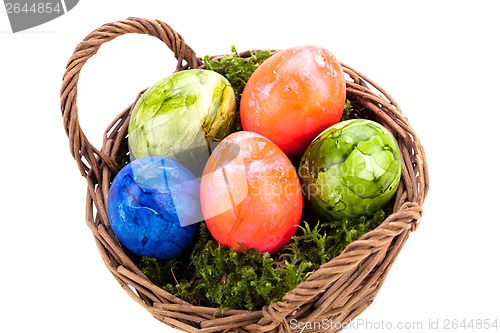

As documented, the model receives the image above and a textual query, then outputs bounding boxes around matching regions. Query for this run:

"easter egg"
[240,45,346,158]
[128,69,236,175]
[107,156,201,259]
[299,119,401,220]
[200,131,303,254]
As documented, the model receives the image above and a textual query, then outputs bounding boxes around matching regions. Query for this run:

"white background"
[1,0,499,332]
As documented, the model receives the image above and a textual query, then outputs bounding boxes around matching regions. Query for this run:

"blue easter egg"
[107,156,201,259]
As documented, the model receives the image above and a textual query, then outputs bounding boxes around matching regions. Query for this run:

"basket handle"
[60,17,200,178]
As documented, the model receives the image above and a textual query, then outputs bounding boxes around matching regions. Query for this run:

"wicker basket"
[60,17,429,333]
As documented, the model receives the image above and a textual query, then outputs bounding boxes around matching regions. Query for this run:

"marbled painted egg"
[200,131,303,254]
[240,46,346,158]
[299,119,401,220]
[128,69,236,176]
[107,156,201,259]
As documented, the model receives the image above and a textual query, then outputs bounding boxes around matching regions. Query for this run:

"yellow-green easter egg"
[128,69,236,174]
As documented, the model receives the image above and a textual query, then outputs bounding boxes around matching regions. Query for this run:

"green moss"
[129,207,388,311]
[341,100,354,121]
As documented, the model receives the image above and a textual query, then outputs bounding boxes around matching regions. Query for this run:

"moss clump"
[203,46,272,131]
[341,99,354,121]
[130,208,388,311]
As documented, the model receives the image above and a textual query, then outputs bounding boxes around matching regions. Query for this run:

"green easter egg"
[128,69,236,173]
[299,119,402,220]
